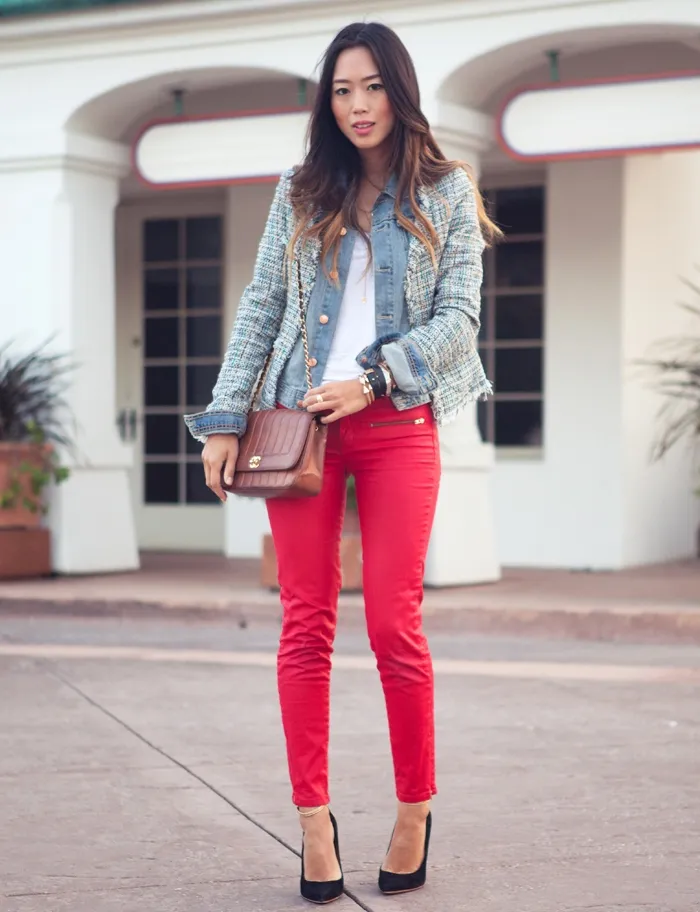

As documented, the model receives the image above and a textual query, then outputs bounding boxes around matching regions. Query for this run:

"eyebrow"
[332,73,381,84]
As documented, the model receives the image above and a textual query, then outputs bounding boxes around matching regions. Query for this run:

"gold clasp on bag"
[249,456,262,469]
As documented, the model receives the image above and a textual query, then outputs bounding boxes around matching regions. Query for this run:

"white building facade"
[1,0,698,576]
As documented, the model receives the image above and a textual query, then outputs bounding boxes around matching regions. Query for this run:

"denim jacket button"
[307,357,318,367]
[319,315,329,324]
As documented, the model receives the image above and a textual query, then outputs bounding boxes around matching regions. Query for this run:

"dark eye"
[334,87,350,96]
[368,83,385,92]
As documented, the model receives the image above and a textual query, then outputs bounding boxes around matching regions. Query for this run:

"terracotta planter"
[261,508,363,592]
[0,528,51,580]
[0,442,47,530]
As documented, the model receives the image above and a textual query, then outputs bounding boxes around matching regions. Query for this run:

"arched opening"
[436,25,700,567]
[69,67,317,554]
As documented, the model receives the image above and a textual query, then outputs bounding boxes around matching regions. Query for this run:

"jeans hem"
[293,793,331,807]
[396,787,437,803]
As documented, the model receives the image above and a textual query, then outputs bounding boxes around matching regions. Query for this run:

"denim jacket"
[274,174,416,409]
[185,166,491,441]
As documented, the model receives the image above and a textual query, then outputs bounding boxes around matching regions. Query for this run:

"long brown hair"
[289,21,500,276]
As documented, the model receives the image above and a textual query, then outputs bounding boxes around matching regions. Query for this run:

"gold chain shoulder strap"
[297,257,314,393]
[251,255,313,408]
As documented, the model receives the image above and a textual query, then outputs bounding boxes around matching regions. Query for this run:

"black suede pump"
[378,810,432,895]
[300,810,344,905]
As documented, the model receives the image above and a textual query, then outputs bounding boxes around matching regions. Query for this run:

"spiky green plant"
[0,343,73,445]
[0,343,74,513]
[638,281,700,492]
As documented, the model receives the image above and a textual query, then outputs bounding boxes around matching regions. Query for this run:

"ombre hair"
[288,21,501,276]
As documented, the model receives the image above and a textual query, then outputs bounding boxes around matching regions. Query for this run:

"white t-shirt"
[322,237,376,385]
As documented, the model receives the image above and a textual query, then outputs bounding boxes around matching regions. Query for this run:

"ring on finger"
[316,394,324,404]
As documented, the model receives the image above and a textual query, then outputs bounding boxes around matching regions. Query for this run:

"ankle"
[298,805,330,831]
[396,800,430,822]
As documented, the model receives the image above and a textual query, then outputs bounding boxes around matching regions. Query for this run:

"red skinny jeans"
[266,398,440,807]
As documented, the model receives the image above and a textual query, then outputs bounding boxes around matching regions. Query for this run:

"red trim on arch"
[131,104,311,190]
[495,69,700,163]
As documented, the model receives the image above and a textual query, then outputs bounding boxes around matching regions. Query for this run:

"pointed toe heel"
[378,810,432,895]
[300,810,344,905]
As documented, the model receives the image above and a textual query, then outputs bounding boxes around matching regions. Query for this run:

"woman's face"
[330,46,395,154]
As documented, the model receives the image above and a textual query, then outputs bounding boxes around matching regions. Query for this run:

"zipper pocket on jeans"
[369,417,426,428]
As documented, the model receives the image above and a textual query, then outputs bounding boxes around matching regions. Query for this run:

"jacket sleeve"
[184,171,292,440]
[379,174,485,395]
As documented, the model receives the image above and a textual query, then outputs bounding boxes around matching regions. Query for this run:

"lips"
[352,121,375,136]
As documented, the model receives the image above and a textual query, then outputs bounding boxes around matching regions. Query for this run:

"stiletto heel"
[378,810,432,895]
[300,809,344,904]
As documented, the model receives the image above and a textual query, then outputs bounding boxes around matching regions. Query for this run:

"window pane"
[478,295,489,341]
[186,430,204,455]
[477,344,495,384]
[144,219,178,263]
[495,295,543,341]
[145,268,179,311]
[495,401,543,447]
[187,365,219,407]
[186,316,221,358]
[482,248,494,290]
[145,414,179,456]
[186,217,222,260]
[145,365,179,406]
[495,241,543,288]
[495,347,543,393]
[186,463,217,504]
[145,463,179,504]
[477,399,489,442]
[187,266,221,310]
[145,317,179,358]
[495,187,544,234]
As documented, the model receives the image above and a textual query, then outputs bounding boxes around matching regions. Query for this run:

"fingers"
[301,392,335,412]
[202,446,227,503]
[319,409,343,424]
[305,398,338,414]
[223,452,237,488]
[304,385,327,400]
[209,463,227,503]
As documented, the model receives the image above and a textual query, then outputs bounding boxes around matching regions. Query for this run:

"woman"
[186,21,498,904]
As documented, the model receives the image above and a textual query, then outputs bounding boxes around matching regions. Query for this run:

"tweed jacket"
[185,165,492,441]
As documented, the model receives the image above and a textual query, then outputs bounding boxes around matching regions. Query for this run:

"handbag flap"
[236,409,315,473]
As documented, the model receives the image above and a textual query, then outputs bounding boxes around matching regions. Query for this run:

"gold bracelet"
[297,805,328,818]
[378,363,394,395]
[358,373,375,403]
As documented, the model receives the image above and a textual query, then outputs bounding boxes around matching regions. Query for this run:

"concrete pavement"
[1,552,699,643]
[2,614,700,911]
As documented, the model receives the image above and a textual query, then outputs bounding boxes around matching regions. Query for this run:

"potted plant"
[639,285,700,551]
[261,475,363,591]
[0,343,72,579]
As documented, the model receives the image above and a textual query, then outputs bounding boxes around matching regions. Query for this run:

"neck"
[359,145,391,189]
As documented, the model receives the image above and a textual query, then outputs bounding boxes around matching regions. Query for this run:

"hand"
[299,378,369,424]
[201,434,240,503]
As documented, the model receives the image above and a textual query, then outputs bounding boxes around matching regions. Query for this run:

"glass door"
[115,202,226,552]
[142,215,223,507]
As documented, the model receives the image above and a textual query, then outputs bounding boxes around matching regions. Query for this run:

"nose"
[351,90,369,114]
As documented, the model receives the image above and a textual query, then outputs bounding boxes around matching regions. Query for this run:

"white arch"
[66,64,313,141]
[435,21,700,108]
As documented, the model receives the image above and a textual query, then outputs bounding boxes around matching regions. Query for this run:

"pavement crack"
[47,664,378,912]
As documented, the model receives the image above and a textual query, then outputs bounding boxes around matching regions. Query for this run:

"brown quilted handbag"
[222,259,328,499]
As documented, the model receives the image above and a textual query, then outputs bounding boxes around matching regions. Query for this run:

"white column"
[619,151,700,564]
[0,133,138,573]
[424,102,500,585]
[222,181,274,558]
